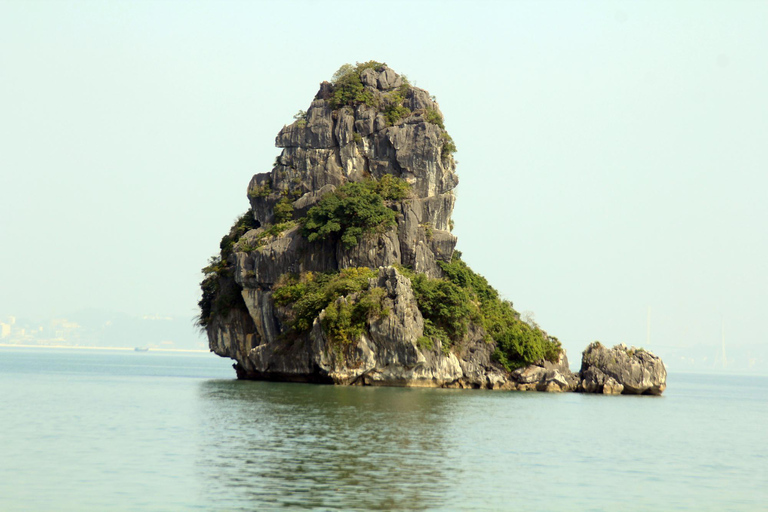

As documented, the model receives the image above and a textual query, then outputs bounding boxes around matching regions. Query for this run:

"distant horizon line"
[0,343,210,354]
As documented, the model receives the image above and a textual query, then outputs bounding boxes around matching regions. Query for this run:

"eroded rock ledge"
[200,62,667,395]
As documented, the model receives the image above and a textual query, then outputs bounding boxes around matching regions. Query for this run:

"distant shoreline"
[0,343,210,354]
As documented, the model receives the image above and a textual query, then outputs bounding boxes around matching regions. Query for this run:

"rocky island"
[199,62,666,395]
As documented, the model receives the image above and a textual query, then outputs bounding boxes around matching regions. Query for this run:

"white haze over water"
[0,1,766,371]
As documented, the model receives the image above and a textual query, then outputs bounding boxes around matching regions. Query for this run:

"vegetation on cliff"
[198,210,259,328]
[200,61,564,384]
[235,221,296,252]
[273,268,386,344]
[301,176,410,249]
[201,210,560,368]
[200,175,409,328]
[398,252,561,368]
[329,61,386,109]
[437,253,561,368]
[328,61,450,132]
[268,249,560,369]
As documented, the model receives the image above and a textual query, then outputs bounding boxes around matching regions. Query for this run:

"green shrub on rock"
[323,287,387,345]
[441,132,457,158]
[437,253,560,369]
[273,268,386,343]
[401,253,561,368]
[248,179,273,199]
[197,210,260,328]
[424,108,445,129]
[329,61,386,109]
[198,256,228,328]
[328,61,413,120]
[219,210,260,261]
[197,270,247,329]
[274,197,294,223]
[301,176,410,249]
[330,71,365,109]
[411,274,475,345]
[293,110,307,128]
[383,91,411,125]
[375,174,411,201]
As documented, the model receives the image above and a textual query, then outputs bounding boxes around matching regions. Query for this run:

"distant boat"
[134,347,149,352]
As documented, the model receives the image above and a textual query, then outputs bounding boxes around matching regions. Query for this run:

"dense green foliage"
[198,259,223,328]
[424,108,445,129]
[197,267,246,329]
[248,179,272,199]
[440,132,457,158]
[383,90,411,125]
[400,253,561,369]
[411,273,476,354]
[200,210,561,372]
[218,210,260,261]
[323,287,387,344]
[439,253,560,369]
[301,176,410,249]
[274,197,294,223]
[200,175,408,328]
[327,61,413,125]
[199,214,298,328]
[272,268,386,343]
[373,173,411,200]
[197,210,260,328]
[329,61,386,109]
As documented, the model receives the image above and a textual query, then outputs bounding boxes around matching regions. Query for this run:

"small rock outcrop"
[199,62,667,394]
[510,352,580,392]
[578,342,667,395]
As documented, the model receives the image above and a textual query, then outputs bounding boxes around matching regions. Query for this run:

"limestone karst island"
[198,62,666,395]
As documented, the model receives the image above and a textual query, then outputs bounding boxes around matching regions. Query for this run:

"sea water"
[0,347,765,511]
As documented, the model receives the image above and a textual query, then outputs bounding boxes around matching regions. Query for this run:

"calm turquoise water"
[0,348,765,511]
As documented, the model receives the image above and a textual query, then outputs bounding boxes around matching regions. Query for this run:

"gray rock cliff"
[578,342,667,395]
[200,62,667,394]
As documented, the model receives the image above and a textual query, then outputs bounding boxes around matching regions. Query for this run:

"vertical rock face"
[205,63,463,385]
[245,66,457,280]
[578,343,667,395]
[200,62,667,394]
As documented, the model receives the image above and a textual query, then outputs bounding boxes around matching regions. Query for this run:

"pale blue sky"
[1,1,766,363]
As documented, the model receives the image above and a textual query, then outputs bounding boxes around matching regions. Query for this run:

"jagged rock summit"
[199,62,667,394]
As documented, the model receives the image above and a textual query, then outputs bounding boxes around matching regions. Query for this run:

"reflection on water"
[0,350,768,512]
[196,381,459,511]
[2,348,766,512]
[194,376,768,512]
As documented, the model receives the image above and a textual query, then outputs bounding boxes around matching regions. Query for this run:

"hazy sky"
[1,0,766,361]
